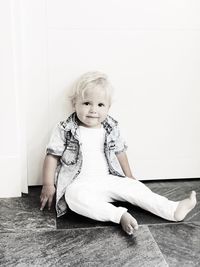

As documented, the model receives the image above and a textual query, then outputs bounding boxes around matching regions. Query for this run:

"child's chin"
[87,123,101,128]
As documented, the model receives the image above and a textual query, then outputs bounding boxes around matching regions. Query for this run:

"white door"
[21,1,200,185]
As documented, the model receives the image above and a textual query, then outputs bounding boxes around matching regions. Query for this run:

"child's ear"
[72,100,76,110]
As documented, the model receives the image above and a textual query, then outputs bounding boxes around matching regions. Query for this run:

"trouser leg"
[107,177,179,221]
[65,180,127,224]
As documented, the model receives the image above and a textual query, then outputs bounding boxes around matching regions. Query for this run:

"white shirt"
[78,126,109,178]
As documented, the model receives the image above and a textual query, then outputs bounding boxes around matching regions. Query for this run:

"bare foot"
[174,191,197,221]
[120,212,139,235]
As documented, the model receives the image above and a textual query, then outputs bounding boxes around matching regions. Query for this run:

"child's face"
[74,86,110,128]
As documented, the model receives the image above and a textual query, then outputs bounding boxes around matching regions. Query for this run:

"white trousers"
[65,175,179,224]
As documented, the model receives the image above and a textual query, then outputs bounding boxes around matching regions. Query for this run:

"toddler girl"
[40,71,197,235]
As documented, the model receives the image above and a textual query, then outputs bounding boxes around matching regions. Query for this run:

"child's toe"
[131,219,139,230]
[190,191,196,199]
[127,225,134,235]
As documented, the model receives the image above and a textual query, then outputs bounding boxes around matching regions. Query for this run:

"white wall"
[10,0,200,186]
[0,0,28,197]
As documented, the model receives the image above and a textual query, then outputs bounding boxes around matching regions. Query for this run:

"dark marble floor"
[0,179,199,266]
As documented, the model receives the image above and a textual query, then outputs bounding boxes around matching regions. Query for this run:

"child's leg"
[107,177,196,222]
[65,179,128,224]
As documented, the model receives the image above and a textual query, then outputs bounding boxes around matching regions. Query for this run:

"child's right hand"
[40,185,56,211]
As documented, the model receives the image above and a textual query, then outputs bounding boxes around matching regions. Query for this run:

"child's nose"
[90,105,97,113]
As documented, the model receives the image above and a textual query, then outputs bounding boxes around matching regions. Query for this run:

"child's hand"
[40,185,56,211]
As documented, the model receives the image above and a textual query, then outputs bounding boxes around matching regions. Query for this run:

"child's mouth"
[86,116,98,118]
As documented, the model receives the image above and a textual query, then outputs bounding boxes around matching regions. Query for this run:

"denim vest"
[46,112,127,217]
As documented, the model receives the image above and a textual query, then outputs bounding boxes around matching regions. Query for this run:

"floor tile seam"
[143,220,200,227]
[186,211,200,221]
[1,221,198,234]
[147,226,169,267]
[0,228,58,234]
[162,186,197,199]
[163,187,185,198]
[139,222,178,227]
[142,221,183,227]
[164,189,199,200]
[56,225,117,232]
[55,220,200,231]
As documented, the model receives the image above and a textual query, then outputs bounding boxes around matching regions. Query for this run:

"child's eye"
[98,103,105,107]
[83,102,90,106]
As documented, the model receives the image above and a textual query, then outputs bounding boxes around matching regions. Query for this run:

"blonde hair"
[69,71,113,106]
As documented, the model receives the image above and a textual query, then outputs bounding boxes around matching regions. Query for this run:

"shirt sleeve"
[46,122,66,156]
[113,125,128,154]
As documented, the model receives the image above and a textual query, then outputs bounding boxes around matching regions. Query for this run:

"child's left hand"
[40,185,56,211]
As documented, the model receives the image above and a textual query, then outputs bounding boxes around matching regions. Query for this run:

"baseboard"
[0,156,21,197]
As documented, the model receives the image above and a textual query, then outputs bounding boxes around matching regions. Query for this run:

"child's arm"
[40,154,59,210]
[116,151,137,179]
